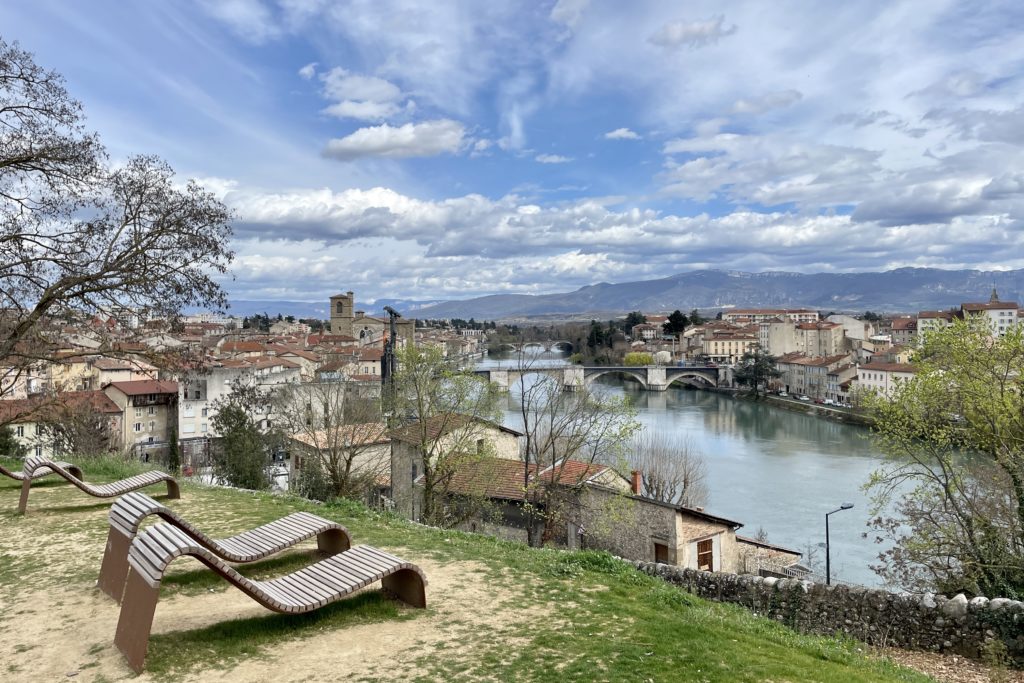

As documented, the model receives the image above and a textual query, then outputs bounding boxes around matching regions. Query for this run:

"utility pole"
[382,306,401,426]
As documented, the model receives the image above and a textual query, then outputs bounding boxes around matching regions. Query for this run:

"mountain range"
[407,268,1024,320]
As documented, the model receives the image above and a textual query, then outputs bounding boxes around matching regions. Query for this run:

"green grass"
[0,463,933,682]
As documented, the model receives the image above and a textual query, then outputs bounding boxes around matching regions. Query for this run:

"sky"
[3,0,1024,305]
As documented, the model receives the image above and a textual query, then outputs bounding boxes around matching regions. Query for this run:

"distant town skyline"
[3,1,1023,302]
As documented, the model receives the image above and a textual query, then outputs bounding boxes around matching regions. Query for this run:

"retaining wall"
[635,562,1024,665]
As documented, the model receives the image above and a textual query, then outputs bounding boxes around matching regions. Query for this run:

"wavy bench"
[17,457,179,514]
[1,460,83,482]
[115,523,427,673]
[97,491,352,601]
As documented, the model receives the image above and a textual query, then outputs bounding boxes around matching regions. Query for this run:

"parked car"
[777,391,788,397]
[797,395,811,401]
[823,398,836,406]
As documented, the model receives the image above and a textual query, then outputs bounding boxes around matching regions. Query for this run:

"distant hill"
[411,268,1024,319]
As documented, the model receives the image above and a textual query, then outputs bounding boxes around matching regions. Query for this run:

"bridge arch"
[549,340,574,352]
[665,372,716,389]
[584,368,649,389]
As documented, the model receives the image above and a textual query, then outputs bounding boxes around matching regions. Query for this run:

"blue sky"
[3,0,1024,303]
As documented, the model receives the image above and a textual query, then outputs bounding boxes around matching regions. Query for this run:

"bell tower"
[329,291,355,335]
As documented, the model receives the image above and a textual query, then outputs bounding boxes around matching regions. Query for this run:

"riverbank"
[732,391,874,427]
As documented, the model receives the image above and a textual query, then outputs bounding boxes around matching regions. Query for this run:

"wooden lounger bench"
[1,460,83,482]
[115,523,427,673]
[17,457,179,514]
[97,491,352,601]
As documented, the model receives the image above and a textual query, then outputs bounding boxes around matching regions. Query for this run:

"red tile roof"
[104,380,178,396]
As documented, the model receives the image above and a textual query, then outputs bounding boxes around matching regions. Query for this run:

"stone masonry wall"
[636,562,1024,666]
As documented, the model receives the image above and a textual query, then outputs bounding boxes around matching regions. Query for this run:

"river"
[479,350,895,588]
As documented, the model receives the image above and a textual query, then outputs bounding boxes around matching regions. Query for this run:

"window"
[200,423,207,433]
[201,407,208,417]
[148,406,156,415]
[697,539,714,571]
[148,421,155,431]
[35,424,42,435]
[654,543,669,564]
[135,408,143,418]
[193,390,201,399]
[15,425,24,437]
[34,445,42,457]
[133,423,142,432]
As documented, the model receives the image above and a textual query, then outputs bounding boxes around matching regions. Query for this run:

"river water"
[479,351,894,588]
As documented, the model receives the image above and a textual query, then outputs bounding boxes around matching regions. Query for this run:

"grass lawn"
[0,458,934,682]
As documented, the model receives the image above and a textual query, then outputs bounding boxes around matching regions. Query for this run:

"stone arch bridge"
[490,341,575,353]
[473,365,729,392]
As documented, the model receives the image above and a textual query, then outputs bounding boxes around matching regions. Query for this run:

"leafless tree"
[628,430,709,508]
[275,381,388,501]
[513,351,641,546]
[388,344,505,526]
[0,39,233,401]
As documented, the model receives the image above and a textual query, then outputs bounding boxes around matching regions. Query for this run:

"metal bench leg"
[382,568,427,609]
[165,479,181,499]
[115,567,161,674]
[97,526,133,602]
[316,528,351,554]
[17,476,32,514]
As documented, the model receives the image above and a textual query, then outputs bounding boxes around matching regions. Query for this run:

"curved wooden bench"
[1,460,83,482]
[115,523,427,673]
[17,457,179,514]
[97,491,352,601]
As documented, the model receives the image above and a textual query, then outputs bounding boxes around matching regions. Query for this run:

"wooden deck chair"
[17,457,179,514]
[1,460,83,482]
[115,523,427,673]
[97,491,352,601]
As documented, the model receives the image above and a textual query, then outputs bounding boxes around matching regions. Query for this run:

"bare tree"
[628,430,709,508]
[0,39,233,401]
[32,391,120,458]
[275,381,388,501]
[514,351,641,546]
[388,344,505,526]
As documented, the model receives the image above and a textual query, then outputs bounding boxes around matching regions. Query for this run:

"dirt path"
[0,549,543,682]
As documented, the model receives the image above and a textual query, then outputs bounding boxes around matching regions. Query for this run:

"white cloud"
[536,153,573,164]
[550,0,590,30]
[322,120,467,160]
[604,127,641,140]
[217,180,1024,300]
[297,62,318,80]
[731,90,802,115]
[648,16,737,49]
[197,0,280,44]
[318,67,407,121]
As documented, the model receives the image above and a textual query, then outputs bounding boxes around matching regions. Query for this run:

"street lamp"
[825,502,854,586]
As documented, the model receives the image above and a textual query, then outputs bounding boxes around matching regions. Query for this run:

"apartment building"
[722,309,819,324]
[856,362,918,399]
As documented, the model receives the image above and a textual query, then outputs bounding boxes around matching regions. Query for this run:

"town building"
[856,362,918,399]
[722,309,819,324]
[103,380,179,460]
[328,291,415,345]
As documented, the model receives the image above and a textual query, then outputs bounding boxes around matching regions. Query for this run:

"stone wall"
[636,562,1024,666]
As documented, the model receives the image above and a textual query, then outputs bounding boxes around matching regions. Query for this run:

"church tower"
[329,291,354,335]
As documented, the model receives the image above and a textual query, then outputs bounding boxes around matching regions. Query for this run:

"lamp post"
[825,502,854,586]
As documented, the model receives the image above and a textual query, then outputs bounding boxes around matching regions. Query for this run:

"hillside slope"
[0,461,930,682]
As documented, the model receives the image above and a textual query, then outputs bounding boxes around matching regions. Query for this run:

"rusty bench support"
[97,491,352,602]
[16,457,178,514]
[114,524,427,673]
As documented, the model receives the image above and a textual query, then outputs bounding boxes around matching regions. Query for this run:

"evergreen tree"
[663,310,689,335]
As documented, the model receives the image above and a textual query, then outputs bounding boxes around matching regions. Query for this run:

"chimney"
[630,470,641,495]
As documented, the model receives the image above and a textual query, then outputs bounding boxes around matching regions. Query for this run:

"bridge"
[488,341,575,353]
[472,365,729,392]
